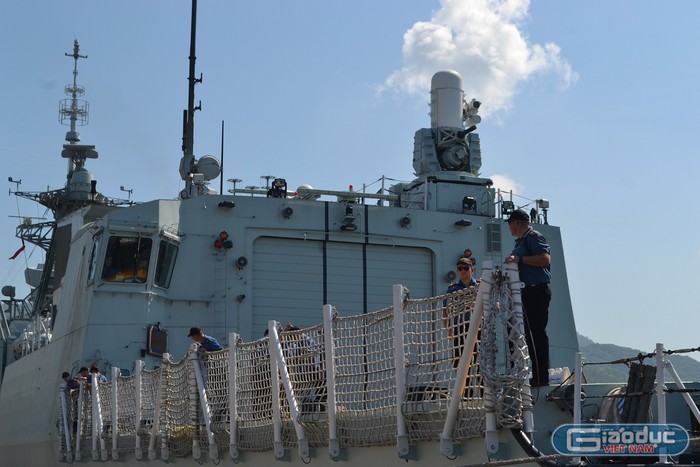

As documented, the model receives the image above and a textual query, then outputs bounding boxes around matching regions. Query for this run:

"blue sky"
[2,1,699,361]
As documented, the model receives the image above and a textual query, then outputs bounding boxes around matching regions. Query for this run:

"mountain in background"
[577,334,700,383]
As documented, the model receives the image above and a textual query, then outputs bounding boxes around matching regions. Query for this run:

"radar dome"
[430,70,464,129]
[196,155,221,181]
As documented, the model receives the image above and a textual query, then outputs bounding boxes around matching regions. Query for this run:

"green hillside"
[578,334,700,383]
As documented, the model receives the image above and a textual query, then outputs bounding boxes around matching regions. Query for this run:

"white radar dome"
[430,70,464,129]
[196,155,221,181]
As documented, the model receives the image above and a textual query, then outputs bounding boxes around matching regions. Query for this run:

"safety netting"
[58,268,532,462]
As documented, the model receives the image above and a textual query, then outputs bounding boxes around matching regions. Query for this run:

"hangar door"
[251,237,433,336]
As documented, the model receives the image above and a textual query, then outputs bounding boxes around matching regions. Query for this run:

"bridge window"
[154,240,178,289]
[87,236,101,282]
[102,236,152,283]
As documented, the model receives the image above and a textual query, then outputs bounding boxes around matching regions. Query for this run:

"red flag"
[9,241,25,260]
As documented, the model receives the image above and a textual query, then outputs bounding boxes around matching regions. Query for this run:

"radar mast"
[178,0,222,199]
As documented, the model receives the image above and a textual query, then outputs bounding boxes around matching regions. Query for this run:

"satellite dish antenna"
[196,155,221,181]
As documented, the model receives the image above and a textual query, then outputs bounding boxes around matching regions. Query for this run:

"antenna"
[220,120,224,194]
[59,39,98,180]
[60,39,89,145]
[8,177,21,192]
[179,0,203,195]
[120,186,133,200]
[261,175,276,189]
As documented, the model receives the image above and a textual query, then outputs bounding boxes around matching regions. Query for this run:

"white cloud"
[489,173,520,196]
[381,0,577,116]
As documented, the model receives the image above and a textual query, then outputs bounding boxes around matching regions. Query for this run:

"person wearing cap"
[443,257,479,366]
[77,366,90,387]
[89,366,108,385]
[62,371,80,397]
[188,326,224,352]
[504,208,551,387]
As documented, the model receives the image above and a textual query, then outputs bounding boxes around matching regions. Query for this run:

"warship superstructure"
[1,3,699,466]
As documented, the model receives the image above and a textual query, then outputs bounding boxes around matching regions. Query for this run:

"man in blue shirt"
[89,366,108,384]
[62,371,80,397]
[188,326,224,352]
[504,209,551,387]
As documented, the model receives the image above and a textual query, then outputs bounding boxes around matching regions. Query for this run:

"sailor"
[77,366,90,388]
[504,208,552,387]
[444,257,478,365]
[61,371,80,397]
[89,366,108,385]
[188,326,224,352]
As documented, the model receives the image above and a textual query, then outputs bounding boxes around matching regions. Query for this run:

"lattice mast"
[60,39,90,172]
[11,40,109,320]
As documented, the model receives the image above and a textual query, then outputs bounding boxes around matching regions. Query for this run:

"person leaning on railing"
[62,371,80,397]
[188,326,224,352]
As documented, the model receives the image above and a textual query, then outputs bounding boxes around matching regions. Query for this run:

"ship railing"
[58,265,533,463]
[10,312,52,360]
[0,302,11,341]
[1,294,34,342]
[58,382,74,462]
[570,343,700,464]
[228,185,400,204]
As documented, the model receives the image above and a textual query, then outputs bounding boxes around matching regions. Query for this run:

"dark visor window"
[102,236,152,283]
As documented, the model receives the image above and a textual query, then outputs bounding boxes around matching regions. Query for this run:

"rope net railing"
[479,266,532,429]
[328,306,397,447]
[402,289,485,441]
[234,337,275,451]
[58,271,533,462]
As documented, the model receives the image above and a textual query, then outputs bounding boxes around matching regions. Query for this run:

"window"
[154,240,178,288]
[102,236,153,283]
[87,236,101,282]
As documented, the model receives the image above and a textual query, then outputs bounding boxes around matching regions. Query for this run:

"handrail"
[392,284,409,458]
[655,343,668,463]
[148,353,168,460]
[323,304,340,460]
[134,360,143,459]
[268,320,309,460]
[75,382,84,460]
[190,346,218,460]
[111,366,120,459]
[228,332,240,461]
[91,374,107,461]
[59,384,73,462]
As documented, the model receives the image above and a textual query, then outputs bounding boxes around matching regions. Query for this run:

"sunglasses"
[457,266,472,271]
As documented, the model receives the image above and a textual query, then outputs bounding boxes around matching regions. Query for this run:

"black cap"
[188,326,202,337]
[90,366,99,373]
[506,208,529,223]
[79,366,89,373]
